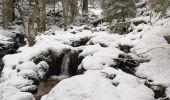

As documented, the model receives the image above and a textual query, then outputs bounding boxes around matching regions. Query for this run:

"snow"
[134,18,170,84]
[103,68,154,100]
[41,71,120,100]
[37,61,49,79]
[0,86,35,100]
[79,44,103,57]
[0,2,170,100]
[81,47,123,70]
[39,12,170,100]
[8,92,35,100]
[42,68,155,100]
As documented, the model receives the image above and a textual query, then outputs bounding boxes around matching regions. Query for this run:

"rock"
[33,50,64,76]
[164,35,170,44]
[18,70,40,84]
[132,20,147,26]
[106,74,116,80]
[113,54,139,75]
[83,25,91,30]
[71,37,91,47]
[37,61,49,80]
[21,85,38,93]
[8,92,35,100]
[0,58,4,74]
[0,33,26,74]
[13,33,26,48]
[111,22,130,34]
[118,44,133,53]
[32,49,81,76]
[145,82,168,99]
[41,73,120,100]
[137,29,143,32]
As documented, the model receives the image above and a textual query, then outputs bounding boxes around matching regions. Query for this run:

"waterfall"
[60,53,70,76]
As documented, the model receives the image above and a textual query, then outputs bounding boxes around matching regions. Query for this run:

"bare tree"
[41,0,46,32]
[2,0,15,29]
[27,0,35,47]
[82,0,88,16]
[62,0,68,31]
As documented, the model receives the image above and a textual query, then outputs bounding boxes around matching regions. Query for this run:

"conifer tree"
[102,0,136,22]
[150,0,170,17]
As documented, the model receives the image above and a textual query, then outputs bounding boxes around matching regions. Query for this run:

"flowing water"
[60,53,70,76]
[33,80,59,100]
[33,53,72,100]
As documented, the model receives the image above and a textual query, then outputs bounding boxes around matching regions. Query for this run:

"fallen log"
[90,17,105,27]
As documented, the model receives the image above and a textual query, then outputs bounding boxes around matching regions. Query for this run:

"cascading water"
[60,53,70,77]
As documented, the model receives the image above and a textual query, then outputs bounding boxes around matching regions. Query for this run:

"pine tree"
[150,0,170,17]
[102,0,136,22]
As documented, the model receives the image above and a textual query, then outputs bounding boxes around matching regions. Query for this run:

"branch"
[138,47,167,55]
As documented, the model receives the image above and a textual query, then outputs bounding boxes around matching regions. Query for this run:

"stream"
[33,80,59,100]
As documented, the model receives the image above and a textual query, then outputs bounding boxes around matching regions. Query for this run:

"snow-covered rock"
[0,86,35,100]
[41,71,120,100]
[8,92,35,100]
[81,47,123,70]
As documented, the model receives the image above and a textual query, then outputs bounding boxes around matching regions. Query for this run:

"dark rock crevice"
[71,37,92,47]
[118,44,133,53]
[145,81,169,100]
[109,48,169,100]
[112,54,140,75]
[32,48,82,77]
[0,33,26,74]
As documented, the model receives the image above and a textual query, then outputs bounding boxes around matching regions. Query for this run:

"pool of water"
[33,80,59,100]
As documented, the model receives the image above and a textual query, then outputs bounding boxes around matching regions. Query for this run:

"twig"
[138,47,167,55]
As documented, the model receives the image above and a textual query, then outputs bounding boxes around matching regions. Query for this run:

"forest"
[0,0,170,100]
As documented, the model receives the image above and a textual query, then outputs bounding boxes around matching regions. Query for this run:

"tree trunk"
[150,10,152,25]
[82,0,88,16]
[41,0,47,32]
[70,0,78,24]
[62,0,68,31]
[2,0,14,29]
[27,0,35,47]
[34,0,41,33]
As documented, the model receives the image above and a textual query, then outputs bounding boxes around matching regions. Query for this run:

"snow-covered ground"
[0,1,170,100]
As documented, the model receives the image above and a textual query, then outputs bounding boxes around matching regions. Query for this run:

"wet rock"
[13,33,26,49]
[33,50,64,76]
[137,29,143,32]
[87,40,108,47]
[111,22,130,34]
[118,44,133,53]
[83,25,91,30]
[0,33,26,74]
[32,49,81,76]
[71,37,91,47]
[21,85,38,93]
[37,61,49,80]
[164,35,170,44]
[77,66,86,74]
[133,20,147,26]
[113,54,139,75]
[145,81,168,99]
[67,50,80,76]
[18,70,40,84]
[0,58,4,73]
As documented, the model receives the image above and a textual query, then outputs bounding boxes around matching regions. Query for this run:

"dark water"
[33,80,59,100]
